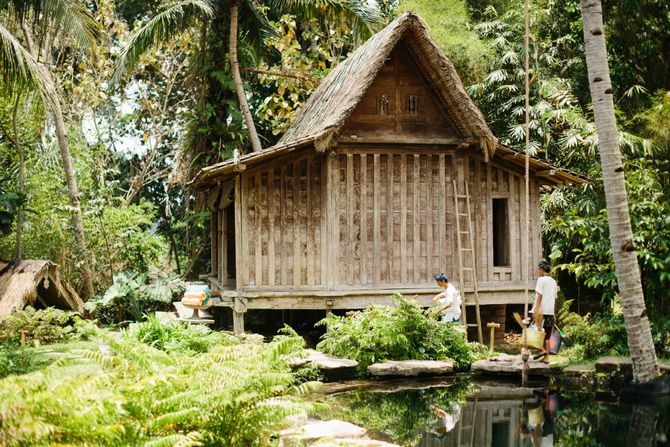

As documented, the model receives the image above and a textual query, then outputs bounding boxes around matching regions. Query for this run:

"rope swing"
[521,0,532,387]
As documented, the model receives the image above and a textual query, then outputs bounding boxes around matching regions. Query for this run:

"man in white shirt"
[531,260,558,363]
[431,273,461,323]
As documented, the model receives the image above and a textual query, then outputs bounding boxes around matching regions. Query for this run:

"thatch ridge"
[277,11,498,157]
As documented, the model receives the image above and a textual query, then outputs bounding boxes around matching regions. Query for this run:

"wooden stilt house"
[190,12,587,334]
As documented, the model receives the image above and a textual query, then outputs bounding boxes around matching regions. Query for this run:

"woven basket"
[521,327,545,350]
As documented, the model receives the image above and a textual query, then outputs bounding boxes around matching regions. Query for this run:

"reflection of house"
[419,387,536,447]
[190,12,586,333]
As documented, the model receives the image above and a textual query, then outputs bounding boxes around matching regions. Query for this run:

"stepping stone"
[280,420,366,445]
[287,349,358,379]
[562,364,596,387]
[595,356,633,376]
[367,360,454,377]
[471,353,551,375]
[312,439,401,447]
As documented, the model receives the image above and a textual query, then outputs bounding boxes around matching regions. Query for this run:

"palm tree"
[580,0,659,383]
[113,0,381,155]
[0,0,99,299]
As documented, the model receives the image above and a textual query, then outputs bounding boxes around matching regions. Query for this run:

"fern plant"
[316,294,487,374]
[0,327,319,446]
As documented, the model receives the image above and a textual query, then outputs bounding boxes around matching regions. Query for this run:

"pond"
[322,377,670,447]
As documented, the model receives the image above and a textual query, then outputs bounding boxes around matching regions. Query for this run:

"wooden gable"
[339,43,461,142]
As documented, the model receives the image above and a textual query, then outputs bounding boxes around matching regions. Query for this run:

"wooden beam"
[267,169,276,286]
[438,155,446,273]
[373,154,381,284]
[280,164,288,286]
[293,159,302,286]
[360,154,368,284]
[337,136,472,146]
[386,154,394,283]
[254,173,262,286]
[234,175,243,289]
[400,154,407,283]
[306,157,315,285]
[346,154,354,285]
[413,154,420,282]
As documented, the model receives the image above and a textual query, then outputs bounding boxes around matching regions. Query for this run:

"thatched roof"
[190,12,588,188]
[0,260,85,317]
[278,12,496,154]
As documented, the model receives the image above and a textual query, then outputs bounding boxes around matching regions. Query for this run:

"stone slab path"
[471,353,556,375]
[367,359,454,377]
[279,419,400,447]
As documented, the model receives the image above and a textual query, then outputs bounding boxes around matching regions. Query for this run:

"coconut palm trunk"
[580,0,659,383]
[229,0,262,153]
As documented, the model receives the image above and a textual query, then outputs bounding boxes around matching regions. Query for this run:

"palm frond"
[112,0,215,83]
[268,0,383,38]
[0,23,56,106]
[39,0,100,51]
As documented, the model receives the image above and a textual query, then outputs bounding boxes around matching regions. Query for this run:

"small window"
[376,95,389,115]
[492,198,510,267]
[405,95,419,115]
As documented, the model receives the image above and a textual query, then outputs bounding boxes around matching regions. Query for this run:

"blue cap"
[434,273,448,282]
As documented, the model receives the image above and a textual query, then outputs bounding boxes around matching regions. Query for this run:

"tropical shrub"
[557,300,629,362]
[85,271,182,325]
[0,307,96,346]
[316,294,486,373]
[650,316,670,359]
[0,329,318,446]
[126,315,239,355]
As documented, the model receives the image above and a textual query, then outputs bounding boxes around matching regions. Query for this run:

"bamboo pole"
[522,0,531,388]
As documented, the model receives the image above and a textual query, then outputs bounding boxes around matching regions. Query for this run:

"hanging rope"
[522,0,532,387]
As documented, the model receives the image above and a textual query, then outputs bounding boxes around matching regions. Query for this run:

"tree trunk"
[229,0,262,153]
[52,95,95,300]
[12,97,24,261]
[580,0,659,383]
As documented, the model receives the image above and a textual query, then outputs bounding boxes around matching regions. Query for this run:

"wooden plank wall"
[335,150,456,287]
[333,148,540,288]
[239,153,324,288]
[220,146,541,291]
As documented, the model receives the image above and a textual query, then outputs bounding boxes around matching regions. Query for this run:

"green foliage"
[126,315,239,355]
[0,328,317,446]
[650,316,670,359]
[398,0,491,85]
[0,307,96,346]
[0,341,49,378]
[556,300,628,362]
[316,294,486,373]
[85,271,182,325]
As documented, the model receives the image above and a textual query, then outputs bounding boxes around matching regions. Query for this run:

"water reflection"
[323,379,670,447]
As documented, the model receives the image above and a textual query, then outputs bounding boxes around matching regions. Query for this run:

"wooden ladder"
[453,180,483,344]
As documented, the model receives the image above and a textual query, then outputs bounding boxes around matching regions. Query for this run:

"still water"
[323,378,670,447]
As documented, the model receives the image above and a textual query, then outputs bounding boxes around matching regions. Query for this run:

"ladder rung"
[461,248,473,251]
[458,231,469,234]
[455,194,468,199]
[462,267,474,271]
[466,324,479,327]
[458,213,468,217]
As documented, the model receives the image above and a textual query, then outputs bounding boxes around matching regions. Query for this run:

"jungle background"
[1,0,669,354]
